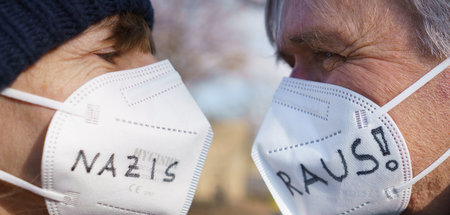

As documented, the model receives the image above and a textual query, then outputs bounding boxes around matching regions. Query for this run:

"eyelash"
[96,52,120,63]
[314,50,347,72]
[318,51,334,59]
[275,49,346,71]
[313,50,338,59]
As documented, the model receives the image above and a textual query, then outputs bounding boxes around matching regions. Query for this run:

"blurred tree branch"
[152,0,253,86]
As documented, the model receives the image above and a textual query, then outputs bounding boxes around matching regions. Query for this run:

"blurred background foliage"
[151,0,290,214]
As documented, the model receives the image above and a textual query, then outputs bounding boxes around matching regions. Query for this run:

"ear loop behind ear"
[0,170,67,202]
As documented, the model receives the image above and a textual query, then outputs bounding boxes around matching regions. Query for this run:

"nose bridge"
[116,51,158,71]
[290,55,318,81]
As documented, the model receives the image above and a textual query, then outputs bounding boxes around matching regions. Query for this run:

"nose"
[290,66,310,80]
[290,57,319,81]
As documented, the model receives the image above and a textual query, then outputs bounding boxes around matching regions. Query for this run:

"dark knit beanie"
[0,0,154,90]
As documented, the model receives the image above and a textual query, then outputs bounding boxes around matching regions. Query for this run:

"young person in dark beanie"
[0,1,213,214]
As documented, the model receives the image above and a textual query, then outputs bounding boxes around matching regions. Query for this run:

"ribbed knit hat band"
[0,0,154,90]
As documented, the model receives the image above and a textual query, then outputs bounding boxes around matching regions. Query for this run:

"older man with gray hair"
[252,0,449,214]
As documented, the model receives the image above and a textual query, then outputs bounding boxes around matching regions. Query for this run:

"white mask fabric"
[0,60,214,215]
[252,58,449,215]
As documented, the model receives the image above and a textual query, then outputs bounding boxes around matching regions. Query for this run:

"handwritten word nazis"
[71,150,178,182]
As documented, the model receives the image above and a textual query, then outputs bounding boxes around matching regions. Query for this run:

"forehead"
[275,0,378,48]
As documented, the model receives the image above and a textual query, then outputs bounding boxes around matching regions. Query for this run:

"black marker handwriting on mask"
[150,158,156,180]
[97,154,116,177]
[71,150,178,182]
[276,165,329,197]
[371,127,390,156]
[71,150,99,173]
[125,155,140,178]
[277,171,303,196]
[275,128,400,196]
[320,149,348,182]
[301,164,328,194]
[163,161,178,182]
[371,126,399,172]
[352,138,379,175]
[276,150,342,197]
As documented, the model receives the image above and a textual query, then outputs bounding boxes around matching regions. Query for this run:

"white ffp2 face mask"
[0,60,213,215]
[252,58,449,215]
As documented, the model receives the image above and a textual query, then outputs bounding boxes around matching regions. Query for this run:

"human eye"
[96,52,120,64]
[94,47,120,64]
[314,50,346,72]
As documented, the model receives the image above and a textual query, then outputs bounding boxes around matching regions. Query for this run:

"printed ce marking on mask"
[276,126,398,196]
[128,184,154,196]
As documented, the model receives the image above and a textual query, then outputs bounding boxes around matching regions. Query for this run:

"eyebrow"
[274,29,349,66]
[288,30,347,50]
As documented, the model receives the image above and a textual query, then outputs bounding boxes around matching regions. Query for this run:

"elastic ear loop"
[0,88,84,117]
[373,57,450,197]
[0,88,84,202]
[374,57,449,116]
[388,149,449,196]
[0,170,67,202]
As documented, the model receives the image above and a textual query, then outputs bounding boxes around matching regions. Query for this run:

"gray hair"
[265,0,284,47]
[265,0,450,59]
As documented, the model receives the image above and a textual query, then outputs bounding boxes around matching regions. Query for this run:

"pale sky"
[190,1,290,123]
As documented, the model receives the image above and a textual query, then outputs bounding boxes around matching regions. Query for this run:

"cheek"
[324,64,386,104]
[11,55,112,103]
[52,57,114,101]
[324,59,413,106]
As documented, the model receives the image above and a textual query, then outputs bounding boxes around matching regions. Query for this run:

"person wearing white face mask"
[0,1,213,215]
[252,0,449,214]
